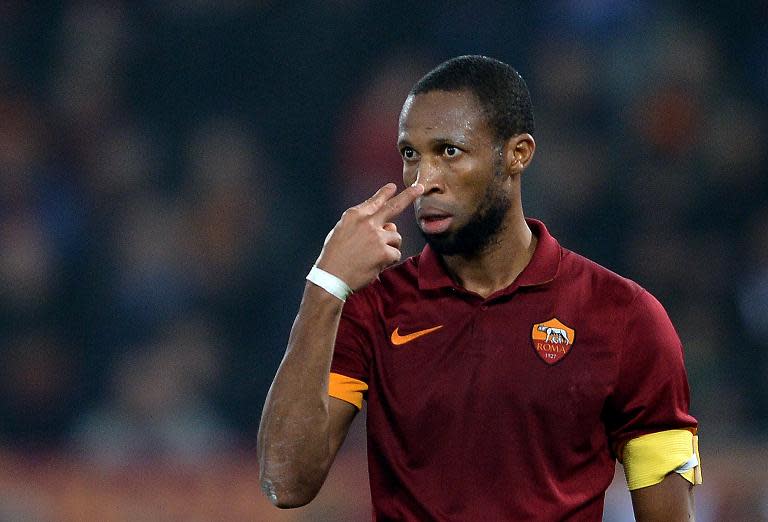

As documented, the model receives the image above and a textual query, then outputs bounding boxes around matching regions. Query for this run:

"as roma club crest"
[531,318,575,365]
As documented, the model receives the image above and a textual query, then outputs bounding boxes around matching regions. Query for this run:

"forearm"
[257,183,421,507]
[257,283,344,507]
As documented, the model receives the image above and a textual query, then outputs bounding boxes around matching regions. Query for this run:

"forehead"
[398,89,491,144]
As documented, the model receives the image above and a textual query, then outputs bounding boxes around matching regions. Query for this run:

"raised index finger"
[374,183,424,223]
[355,183,398,214]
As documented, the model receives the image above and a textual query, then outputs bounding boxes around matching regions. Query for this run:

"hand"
[315,183,424,291]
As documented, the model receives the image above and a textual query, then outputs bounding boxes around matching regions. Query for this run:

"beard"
[420,168,511,258]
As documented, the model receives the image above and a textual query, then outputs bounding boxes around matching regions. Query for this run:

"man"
[258,56,701,521]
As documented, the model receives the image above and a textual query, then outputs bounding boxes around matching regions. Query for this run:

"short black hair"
[410,55,535,141]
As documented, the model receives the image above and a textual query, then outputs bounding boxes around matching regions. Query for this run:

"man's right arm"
[257,282,357,508]
[256,183,423,508]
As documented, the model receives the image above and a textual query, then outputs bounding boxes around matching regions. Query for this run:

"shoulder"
[557,247,644,307]
[559,248,681,359]
[365,253,421,293]
[557,247,675,333]
[379,253,421,287]
[345,254,421,310]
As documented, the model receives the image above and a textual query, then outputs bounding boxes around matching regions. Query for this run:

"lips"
[417,206,454,235]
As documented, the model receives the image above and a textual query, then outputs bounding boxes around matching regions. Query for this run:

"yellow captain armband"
[328,372,368,410]
[622,429,702,490]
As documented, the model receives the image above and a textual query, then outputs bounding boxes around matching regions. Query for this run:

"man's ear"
[504,133,536,174]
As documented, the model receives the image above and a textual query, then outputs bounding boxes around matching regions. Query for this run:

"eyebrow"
[397,135,470,148]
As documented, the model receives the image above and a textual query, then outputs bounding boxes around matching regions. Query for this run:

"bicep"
[630,472,694,521]
[328,396,358,459]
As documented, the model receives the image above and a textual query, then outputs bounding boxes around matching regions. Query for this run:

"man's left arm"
[606,288,702,520]
[630,473,694,521]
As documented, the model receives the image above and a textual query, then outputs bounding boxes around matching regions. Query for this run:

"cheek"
[452,168,493,212]
[467,188,489,214]
[451,163,486,192]
[403,165,416,186]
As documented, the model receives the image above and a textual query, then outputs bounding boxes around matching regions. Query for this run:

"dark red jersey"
[331,219,697,521]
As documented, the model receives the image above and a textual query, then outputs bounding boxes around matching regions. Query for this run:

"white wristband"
[306,266,353,302]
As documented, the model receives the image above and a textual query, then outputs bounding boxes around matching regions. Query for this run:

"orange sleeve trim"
[328,372,368,410]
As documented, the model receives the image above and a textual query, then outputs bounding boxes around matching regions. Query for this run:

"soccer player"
[257,55,701,521]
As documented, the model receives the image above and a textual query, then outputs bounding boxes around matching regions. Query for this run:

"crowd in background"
[1,1,767,519]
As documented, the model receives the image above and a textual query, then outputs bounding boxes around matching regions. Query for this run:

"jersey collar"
[417,218,561,292]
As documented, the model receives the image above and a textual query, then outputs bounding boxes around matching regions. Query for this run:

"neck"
[441,208,536,299]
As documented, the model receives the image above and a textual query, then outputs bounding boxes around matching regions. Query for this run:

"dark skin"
[257,89,695,519]
[397,89,536,296]
[631,473,695,521]
[256,183,421,507]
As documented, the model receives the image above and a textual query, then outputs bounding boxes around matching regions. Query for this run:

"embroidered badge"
[531,318,575,365]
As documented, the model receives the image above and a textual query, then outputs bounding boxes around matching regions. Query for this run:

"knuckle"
[342,207,363,222]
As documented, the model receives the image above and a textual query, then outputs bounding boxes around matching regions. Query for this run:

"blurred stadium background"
[1,2,767,520]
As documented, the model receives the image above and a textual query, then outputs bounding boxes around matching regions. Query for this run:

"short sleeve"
[330,287,378,401]
[605,289,698,459]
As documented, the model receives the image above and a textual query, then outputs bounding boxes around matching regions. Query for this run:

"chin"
[421,231,458,255]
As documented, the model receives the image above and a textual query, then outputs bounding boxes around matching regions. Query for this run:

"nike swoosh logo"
[391,325,444,345]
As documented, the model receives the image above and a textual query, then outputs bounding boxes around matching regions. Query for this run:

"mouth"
[417,207,454,235]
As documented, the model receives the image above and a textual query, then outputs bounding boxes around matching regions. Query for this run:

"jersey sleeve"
[604,288,699,487]
[329,288,377,409]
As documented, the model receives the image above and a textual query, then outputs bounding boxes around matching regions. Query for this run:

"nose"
[415,158,444,194]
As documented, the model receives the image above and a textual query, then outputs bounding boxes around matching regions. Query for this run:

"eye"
[401,147,417,160]
[444,145,461,158]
